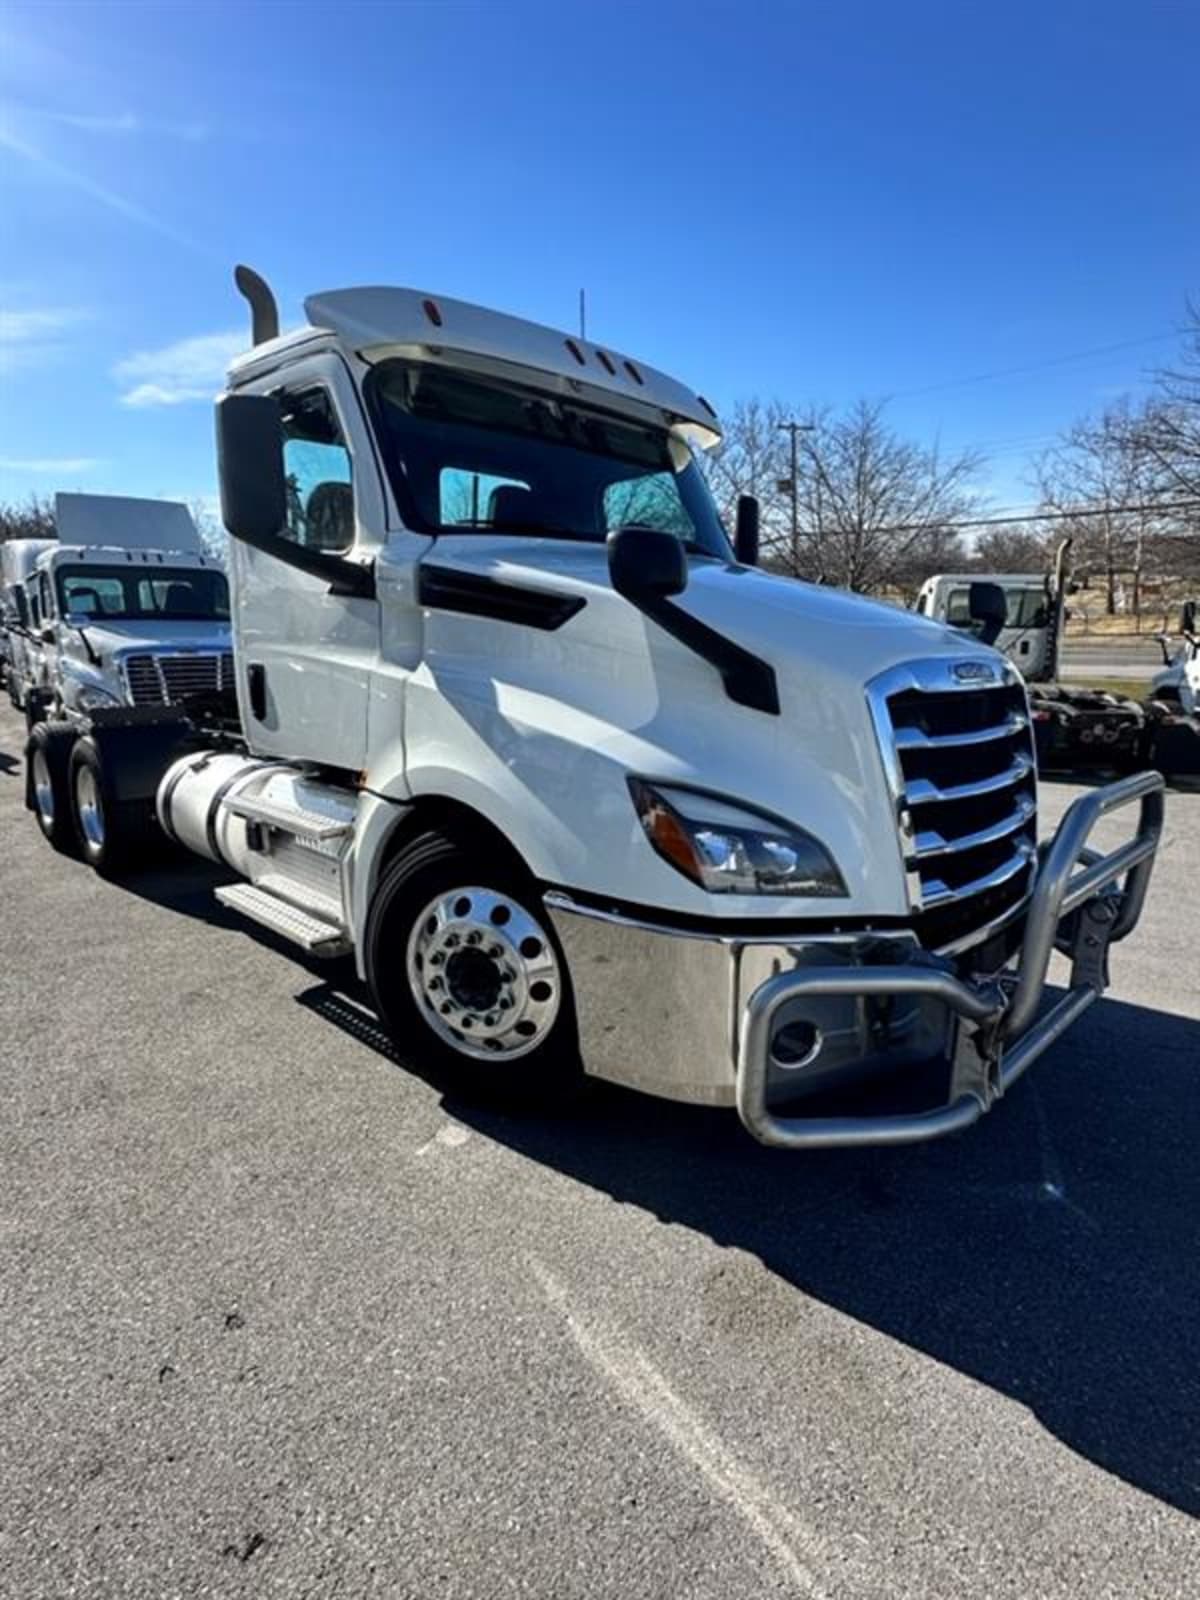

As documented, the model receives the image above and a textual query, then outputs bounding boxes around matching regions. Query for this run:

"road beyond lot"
[1,700,1197,1599]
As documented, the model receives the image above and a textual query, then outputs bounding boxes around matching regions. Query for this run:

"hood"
[76,619,232,657]
[430,535,982,688]
[412,535,1010,921]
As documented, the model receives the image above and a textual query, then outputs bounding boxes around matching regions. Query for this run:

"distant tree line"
[704,300,1200,608]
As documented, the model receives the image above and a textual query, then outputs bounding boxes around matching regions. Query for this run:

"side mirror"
[1182,599,1197,636]
[734,495,760,566]
[607,525,688,603]
[39,624,56,644]
[216,391,287,544]
[967,581,1008,647]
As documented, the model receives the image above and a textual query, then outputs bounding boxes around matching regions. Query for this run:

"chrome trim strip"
[905,752,1034,806]
[921,840,1036,908]
[893,712,1028,750]
[912,794,1035,859]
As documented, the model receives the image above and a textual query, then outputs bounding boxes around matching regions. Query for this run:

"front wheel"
[364,830,579,1099]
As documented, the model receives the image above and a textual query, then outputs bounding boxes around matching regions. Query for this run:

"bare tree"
[703,396,792,547]
[973,524,1053,573]
[1034,399,1165,616]
[0,495,56,543]
[784,401,978,592]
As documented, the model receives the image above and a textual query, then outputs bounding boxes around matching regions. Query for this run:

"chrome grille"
[869,662,1038,952]
[123,651,234,706]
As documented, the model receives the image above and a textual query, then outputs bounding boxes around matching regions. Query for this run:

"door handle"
[247,662,267,720]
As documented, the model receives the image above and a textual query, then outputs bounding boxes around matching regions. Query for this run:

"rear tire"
[68,737,139,876]
[25,723,79,854]
[364,829,580,1101]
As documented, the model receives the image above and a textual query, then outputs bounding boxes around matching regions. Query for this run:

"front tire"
[364,830,579,1099]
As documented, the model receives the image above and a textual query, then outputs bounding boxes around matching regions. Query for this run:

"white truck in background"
[22,494,232,729]
[24,266,1165,1150]
[2,536,57,712]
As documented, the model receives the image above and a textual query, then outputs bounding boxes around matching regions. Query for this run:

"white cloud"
[0,455,100,473]
[0,305,89,371]
[113,331,244,407]
[28,107,209,142]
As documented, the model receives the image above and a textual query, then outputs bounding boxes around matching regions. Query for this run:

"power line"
[857,498,1200,537]
[890,332,1176,400]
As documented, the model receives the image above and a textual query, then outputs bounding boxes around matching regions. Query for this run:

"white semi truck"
[2,536,57,711]
[24,267,1165,1148]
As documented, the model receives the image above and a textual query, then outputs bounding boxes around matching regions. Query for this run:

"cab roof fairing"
[227,286,723,450]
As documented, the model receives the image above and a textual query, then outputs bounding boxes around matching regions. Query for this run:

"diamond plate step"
[222,793,352,841]
[215,883,351,956]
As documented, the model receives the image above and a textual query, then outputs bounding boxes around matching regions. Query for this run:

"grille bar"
[913,795,1036,858]
[921,840,1037,908]
[894,712,1029,751]
[906,752,1033,806]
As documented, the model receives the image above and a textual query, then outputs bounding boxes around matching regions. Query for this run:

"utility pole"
[777,420,815,575]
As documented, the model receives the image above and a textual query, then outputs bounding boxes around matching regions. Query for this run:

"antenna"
[579,288,586,341]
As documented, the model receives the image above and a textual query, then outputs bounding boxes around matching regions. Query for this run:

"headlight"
[628,778,847,897]
[76,684,122,710]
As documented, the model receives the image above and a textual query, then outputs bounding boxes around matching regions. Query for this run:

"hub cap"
[406,885,561,1061]
[32,749,54,825]
[75,766,105,848]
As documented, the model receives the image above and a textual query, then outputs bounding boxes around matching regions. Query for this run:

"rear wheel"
[68,737,139,876]
[25,723,79,854]
[364,830,579,1099]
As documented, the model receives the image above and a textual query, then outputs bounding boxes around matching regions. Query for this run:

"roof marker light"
[422,298,443,327]
[698,395,717,418]
[596,349,617,375]
[564,338,586,366]
[623,359,644,386]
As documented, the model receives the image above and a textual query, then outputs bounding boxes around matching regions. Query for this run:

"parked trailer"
[27,265,1165,1149]
[919,547,1200,781]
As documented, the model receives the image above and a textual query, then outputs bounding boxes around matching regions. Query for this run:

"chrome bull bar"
[736,770,1165,1149]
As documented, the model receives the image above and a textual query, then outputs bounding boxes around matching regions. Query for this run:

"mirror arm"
[635,590,780,715]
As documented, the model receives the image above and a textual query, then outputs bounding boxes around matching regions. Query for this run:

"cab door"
[231,353,383,771]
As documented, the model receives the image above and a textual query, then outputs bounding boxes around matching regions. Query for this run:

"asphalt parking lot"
[1,698,1197,1599]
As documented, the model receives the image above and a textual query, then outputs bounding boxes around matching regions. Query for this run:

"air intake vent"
[869,661,1038,953]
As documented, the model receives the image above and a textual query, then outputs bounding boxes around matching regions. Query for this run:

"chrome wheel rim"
[75,766,105,849]
[32,749,54,826]
[406,885,561,1061]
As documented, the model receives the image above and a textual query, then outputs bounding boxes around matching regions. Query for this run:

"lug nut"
[466,930,482,945]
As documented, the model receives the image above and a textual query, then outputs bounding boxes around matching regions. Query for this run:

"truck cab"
[28,495,232,723]
[915,572,1057,681]
[2,536,57,713]
[26,268,1164,1150]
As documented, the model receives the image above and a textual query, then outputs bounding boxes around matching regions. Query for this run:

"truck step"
[215,883,351,956]
[222,793,353,842]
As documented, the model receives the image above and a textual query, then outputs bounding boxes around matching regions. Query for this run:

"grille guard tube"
[736,769,1165,1149]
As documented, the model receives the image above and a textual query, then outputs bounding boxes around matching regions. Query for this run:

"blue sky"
[1,0,1196,518]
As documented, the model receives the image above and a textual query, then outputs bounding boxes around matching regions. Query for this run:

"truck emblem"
[953,661,996,683]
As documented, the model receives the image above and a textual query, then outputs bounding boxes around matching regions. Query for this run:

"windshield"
[946,585,1048,630]
[55,565,230,622]
[366,360,732,559]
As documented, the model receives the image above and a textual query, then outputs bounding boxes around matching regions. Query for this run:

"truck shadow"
[297,979,1200,1517]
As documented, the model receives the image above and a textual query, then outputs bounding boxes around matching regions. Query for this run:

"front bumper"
[547,770,1164,1148]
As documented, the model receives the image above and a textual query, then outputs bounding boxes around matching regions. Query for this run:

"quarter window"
[280,387,355,554]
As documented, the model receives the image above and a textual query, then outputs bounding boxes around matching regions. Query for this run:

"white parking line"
[529,1254,832,1596]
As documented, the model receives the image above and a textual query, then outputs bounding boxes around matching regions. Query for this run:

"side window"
[439,468,529,527]
[945,587,973,626]
[280,387,355,554]
[602,470,691,537]
[38,572,54,620]
[28,588,41,628]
